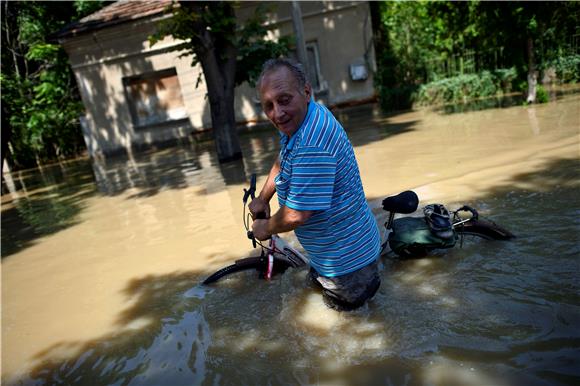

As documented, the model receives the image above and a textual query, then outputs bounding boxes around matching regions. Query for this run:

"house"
[56,1,377,159]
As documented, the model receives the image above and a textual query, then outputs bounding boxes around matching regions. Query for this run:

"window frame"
[123,68,189,130]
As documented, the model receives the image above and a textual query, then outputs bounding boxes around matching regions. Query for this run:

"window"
[124,68,187,128]
[290,41,326,92]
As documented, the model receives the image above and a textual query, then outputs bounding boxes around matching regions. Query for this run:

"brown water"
[2,91,579,386]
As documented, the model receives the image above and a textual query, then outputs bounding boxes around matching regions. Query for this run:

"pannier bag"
[388,204,456,257]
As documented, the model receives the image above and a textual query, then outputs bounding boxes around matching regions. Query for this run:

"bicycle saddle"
[382,191,419,214]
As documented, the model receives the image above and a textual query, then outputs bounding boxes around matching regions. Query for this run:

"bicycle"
[381,190,514,258]
[202,177,514,284]
[202,174,309,285]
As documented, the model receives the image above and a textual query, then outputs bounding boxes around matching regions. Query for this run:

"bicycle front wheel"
[202,256,263,285]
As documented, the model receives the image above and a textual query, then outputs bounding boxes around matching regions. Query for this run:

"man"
[250,58,381,311]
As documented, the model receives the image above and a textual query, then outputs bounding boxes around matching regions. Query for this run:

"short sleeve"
[285,146,337,211]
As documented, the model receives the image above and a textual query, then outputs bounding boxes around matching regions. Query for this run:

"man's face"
[259,66,312,137]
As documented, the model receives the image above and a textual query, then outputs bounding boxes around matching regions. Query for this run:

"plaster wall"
[62,1,376,157]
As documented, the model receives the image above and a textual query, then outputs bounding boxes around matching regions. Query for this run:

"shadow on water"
[19,267,415,386]
[330,103,419,147]
[1,162,97,258]
[7,157,579,386]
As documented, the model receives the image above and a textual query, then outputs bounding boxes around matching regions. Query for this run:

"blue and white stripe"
[275,100,380,277]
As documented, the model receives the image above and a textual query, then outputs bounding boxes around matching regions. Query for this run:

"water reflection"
[27,272,210,385]
[2,91,580,385]
[1,161,96,257]
[433,85,580,115]
[89,134,278,198]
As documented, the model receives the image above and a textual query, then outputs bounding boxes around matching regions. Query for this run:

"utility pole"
[291,1,312,85]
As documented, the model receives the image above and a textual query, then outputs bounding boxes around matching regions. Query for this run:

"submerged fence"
[425,48,506,82]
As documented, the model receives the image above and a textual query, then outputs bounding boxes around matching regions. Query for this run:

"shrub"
[415,71,502,105]
[493,67,517,92]
[548,54,580,84]
[536,85,549,103]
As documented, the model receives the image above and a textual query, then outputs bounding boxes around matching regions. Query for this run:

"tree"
[372,1,580,110]
[1,0,106,172]
[150,1,289,163]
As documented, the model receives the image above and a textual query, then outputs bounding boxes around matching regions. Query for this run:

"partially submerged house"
[56,1,377,158]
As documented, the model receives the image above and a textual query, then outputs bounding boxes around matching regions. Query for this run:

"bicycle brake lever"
[243,174,257,204]
[247,230,257,248]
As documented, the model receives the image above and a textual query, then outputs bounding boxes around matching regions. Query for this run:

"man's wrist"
[265,219,274,238]
[258,190,273,202]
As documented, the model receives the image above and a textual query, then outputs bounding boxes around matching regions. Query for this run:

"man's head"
[257,58,312,137]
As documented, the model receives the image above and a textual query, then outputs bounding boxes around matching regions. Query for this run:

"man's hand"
[249,197,271,219]
[251,219,271,241]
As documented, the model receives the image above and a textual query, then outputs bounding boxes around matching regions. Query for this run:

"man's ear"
[304,83,312,100]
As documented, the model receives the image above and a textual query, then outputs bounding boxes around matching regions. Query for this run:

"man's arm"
[250,157,313,240]
[252,206,313,240]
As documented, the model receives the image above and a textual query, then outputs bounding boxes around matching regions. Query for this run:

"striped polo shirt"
[274,100,380,277]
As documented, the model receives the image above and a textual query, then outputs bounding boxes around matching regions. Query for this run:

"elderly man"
[250,58,381,311]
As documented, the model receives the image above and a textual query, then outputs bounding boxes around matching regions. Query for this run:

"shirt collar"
[280,99,315,151]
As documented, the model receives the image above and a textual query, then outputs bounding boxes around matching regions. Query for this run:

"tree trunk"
[203,70,242,163]
[186,2,243,164]
[1,104,10,175]
[291,1,311,83]
[526,37,537,104]
[198,45,242,163]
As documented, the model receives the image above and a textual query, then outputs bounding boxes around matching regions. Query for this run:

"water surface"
[2,91,579,385]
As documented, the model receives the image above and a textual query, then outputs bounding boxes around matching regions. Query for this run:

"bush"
[493,67,517,92]
[415,71,504,105]
[536,85,549,103]
[547,54,580,84]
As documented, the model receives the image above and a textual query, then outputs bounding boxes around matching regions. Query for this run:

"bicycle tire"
[455,218,515,240]
[202,256,263,285]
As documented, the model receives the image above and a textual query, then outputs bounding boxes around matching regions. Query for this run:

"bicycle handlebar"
[245,173,268,247]
[455,205,479,220]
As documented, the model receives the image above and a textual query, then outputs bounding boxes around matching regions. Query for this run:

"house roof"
[55,0,173,40]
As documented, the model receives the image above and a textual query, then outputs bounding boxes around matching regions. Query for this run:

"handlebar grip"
[457,205,479,220]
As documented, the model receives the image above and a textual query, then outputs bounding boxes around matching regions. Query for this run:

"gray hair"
[256,57,309,95]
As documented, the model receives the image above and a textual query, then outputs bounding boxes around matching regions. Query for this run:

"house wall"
[62,15,207,158]
[61,1,376,158]
[239,1,376,103]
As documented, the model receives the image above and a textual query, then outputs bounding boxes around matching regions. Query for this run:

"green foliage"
[415,69,521,106]
[492,67,517,93]
[1,1,106,169]
[546,54,580,83]
[372,1,580,111]
[150,1,289,88]
[515,80,529,93]
[536,85,549,104]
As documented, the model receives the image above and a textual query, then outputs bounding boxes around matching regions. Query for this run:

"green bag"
[388,217,457,258]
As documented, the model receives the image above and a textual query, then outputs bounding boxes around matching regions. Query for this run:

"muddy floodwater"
[2,91,579,385]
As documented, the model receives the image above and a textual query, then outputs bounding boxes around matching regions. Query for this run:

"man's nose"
[273,104,285,120]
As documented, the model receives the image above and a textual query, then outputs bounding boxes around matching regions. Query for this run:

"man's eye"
[279,97,291,105]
